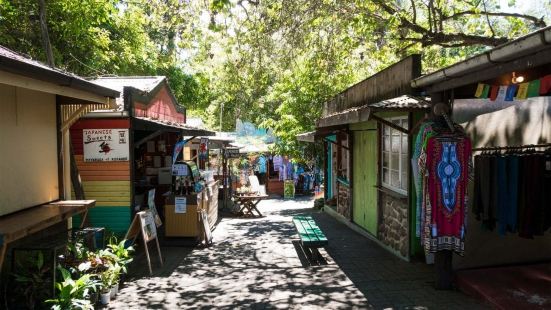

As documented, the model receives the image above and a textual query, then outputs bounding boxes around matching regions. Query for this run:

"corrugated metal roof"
[317,95,430,128]
[0,45,119,98]
[134,116,215,136]
[368,95,430,110]
[91,76,165,93]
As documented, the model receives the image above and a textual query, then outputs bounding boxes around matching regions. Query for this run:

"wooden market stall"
[0,45,119,274]
[70,76,215,241]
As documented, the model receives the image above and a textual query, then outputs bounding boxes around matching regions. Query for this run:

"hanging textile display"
[471,74,551,99]
[473,146,551,238]
[416,120,472,256]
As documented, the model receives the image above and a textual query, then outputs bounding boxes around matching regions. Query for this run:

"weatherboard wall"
[70,118,132,234]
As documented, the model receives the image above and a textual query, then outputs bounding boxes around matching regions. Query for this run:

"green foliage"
[46,267,98,310]
[11,251,52,309]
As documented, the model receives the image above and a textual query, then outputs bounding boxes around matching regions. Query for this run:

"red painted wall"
[133,86,185,123]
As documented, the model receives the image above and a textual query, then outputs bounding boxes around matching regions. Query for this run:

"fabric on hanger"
[424,134,472,255]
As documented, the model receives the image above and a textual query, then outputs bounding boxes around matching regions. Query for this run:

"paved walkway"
[107,198,486,309]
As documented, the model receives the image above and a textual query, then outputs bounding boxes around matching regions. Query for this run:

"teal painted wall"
[326,134,336,199]
[73,206,132,235]
[351,121,378,235]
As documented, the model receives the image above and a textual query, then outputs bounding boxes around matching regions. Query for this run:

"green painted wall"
[351,121,378,235]
[409,111,425,257]
[73,206,132,235]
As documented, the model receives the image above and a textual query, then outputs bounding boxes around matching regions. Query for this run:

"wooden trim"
[0,70,111,104]
[370,114,408,134]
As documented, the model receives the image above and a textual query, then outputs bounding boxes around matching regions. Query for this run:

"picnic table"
[233,193,269,217]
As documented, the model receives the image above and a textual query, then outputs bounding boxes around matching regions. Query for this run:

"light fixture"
[512,72,525,84]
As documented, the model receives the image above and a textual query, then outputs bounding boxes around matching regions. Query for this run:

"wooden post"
[142,233,152,275]
[435,250,454,289]
[0,243,7,272]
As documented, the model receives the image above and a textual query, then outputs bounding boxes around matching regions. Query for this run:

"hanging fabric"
[416,119,472,256]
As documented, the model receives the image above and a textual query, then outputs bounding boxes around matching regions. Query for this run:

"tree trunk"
[38,0,55,67]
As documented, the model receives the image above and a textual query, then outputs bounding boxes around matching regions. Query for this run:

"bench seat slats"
[292,215,328,248]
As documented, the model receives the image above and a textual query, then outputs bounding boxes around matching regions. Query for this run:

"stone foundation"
[378,192,409,257]
[337,184,350,219]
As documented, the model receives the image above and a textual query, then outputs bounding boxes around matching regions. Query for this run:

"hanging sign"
[83,129,129,162]
[224,148,240,158]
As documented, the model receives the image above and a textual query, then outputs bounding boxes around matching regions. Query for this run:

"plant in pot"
[108,263,122,298]
[46,266,98,310]
[11,251,52,309]
[107,238,134,282]
[99,268,115,305]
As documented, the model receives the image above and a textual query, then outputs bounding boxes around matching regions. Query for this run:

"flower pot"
[110,283,119,298]
[100,292,111,305]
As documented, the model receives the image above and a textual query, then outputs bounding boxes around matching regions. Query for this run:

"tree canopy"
[1,0,549,161]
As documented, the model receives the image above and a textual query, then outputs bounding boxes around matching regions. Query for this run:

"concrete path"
[106,198,486,309]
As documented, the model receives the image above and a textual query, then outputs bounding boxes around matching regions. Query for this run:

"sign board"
[125,210,163,275]
[83,129,129,162]
[175,196,187,214]
[141,211,157,242]
[147,189,162,227]
[172,163,189,176]
[224,148,240,158]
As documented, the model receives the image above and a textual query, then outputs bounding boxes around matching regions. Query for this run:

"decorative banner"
[489,85,499,101]
[172,140,186,165]
[199,138,209,160]
[527,79,541,98]
[539,74,551,95]
[474,83,485,98]
[505,84,518,101]
[516,82,529,99]
[83,129,129,162]
[496,85,507,101]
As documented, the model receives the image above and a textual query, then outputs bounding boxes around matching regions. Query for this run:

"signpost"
[125,210,163,275]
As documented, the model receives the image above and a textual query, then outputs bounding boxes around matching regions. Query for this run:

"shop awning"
[296,131,316,143]
[317,95,430,128]
[132,116,215,136]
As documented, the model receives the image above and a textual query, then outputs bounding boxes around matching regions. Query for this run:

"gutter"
[412,26,551,89]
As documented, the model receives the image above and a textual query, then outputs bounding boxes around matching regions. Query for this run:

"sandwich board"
[125,210,163,275]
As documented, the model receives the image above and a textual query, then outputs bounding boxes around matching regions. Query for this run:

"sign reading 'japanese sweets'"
[83,129,129,162]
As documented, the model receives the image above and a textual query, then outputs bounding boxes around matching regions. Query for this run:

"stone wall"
[378,191,409,257]
[337,184,350,219]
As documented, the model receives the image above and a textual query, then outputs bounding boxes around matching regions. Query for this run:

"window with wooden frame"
[381,116,409,195]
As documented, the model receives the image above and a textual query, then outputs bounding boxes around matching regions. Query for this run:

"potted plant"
[109,263,122,298]
[46,266,98,310]
[99,268,114,305]
[107,238,134,282]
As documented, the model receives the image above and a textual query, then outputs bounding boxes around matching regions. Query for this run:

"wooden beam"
[370,114,409,134]
[135,130,164,148]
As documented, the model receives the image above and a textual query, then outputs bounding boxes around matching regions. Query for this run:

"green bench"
[292,215,328,248]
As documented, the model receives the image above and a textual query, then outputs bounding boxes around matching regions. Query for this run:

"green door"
[352,123,378,235]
